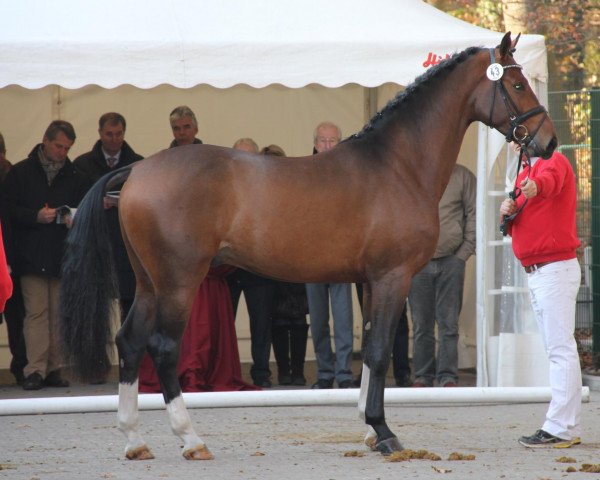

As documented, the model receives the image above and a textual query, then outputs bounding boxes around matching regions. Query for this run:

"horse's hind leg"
[148,288,214,460]
[358,272,407,455]
[115,289,156,460]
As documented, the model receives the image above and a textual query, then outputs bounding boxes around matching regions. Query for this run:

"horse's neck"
[385,55,485,200]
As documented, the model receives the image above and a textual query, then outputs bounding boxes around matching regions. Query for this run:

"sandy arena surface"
[1,388,600,480]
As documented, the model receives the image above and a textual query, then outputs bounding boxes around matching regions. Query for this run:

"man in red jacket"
[500,145,581,448]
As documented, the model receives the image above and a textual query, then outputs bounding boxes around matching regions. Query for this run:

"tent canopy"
[1,0,547,89]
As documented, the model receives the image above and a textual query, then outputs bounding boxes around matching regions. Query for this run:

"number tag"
[486,63,504,81]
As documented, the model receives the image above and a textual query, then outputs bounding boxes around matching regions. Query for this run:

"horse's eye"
[514,83,524,91]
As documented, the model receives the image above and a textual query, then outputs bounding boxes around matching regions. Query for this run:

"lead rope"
[500,147,531,236]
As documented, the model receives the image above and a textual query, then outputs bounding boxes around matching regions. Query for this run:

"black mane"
[348,46,483,140]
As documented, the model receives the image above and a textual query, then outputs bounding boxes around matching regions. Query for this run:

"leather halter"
[487,48,547,149]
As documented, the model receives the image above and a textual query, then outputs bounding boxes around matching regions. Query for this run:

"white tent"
[0,0,551,386]
[1,0,549,89]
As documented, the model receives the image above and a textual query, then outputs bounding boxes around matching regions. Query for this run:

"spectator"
[306,121,354,389]
[232,137,258,153]
[0,224,12,312]
[409,164,476,387]
[0,133,11,179]
[3,120,88,390]
[226,137,276,388]
[500,145,582,448]
[261,144,310,386]
[0,132,26,385]
[137,121,256,393]
[169,106,202,147]
[73,112,144,325]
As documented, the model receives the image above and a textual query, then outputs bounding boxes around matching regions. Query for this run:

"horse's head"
[483,32,557,159]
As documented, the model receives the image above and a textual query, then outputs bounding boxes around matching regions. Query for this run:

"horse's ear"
[499,32,512,58]
[511,33,521,53]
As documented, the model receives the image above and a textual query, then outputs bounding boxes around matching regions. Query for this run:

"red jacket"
[508,151,580,266]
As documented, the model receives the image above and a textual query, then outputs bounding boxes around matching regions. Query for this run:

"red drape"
[138,265,259,392]
[0,224,13,312]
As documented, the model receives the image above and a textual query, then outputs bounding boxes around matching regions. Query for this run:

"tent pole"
[364,87,378,123]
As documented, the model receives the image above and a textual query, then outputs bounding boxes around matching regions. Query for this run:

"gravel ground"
[1,392,600,480]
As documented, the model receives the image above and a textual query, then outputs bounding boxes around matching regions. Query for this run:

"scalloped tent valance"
[0,0,547,90]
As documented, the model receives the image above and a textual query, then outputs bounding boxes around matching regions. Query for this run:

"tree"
[426,0,599,91]
[501,0,528,35]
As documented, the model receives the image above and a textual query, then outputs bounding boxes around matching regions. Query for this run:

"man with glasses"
[306,121,355,389]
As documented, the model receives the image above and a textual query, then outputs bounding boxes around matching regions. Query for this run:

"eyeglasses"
[316,136,339,145]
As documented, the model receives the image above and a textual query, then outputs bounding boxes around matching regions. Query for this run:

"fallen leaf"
[432,465,452,473]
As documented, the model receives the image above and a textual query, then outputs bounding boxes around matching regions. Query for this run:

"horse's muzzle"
[539,136,557,159]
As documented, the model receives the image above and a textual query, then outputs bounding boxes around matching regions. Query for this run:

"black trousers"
[272,322,309,377]
[227,271,275,382]
[355,283,410,378]
[3,275,27,383]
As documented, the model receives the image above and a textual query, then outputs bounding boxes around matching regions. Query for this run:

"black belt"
[524,261,554,273]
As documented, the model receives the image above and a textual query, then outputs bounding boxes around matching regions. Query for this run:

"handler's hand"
[499,198,517,216]
[37,206,57,224]
[520,178,538,198]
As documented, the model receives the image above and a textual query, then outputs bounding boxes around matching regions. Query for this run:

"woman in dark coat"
[261,145,310,385]
[272,279,309,385]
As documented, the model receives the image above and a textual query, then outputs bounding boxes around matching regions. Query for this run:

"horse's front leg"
[358,275,407,455]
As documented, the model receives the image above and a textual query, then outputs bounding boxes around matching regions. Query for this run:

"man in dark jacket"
[3,120,88,390]
[73,112,143,326]
[168,106,203,147]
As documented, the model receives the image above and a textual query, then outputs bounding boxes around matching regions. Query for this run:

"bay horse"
[59,32,557,461]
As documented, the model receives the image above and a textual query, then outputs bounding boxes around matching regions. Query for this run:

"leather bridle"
[487,48,548,151]
[488,48,548,236]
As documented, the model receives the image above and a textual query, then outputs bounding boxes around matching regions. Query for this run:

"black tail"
[59,166,133,381]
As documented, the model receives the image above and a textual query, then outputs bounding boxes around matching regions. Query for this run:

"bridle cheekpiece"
[486,48,547,150]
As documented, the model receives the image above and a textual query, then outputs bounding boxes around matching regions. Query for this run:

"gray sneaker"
[518,429,581,449]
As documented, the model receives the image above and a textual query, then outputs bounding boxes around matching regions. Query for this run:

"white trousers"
[528,258,581,440]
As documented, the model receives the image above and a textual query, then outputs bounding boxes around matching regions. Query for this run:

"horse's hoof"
[375,436,404,456]
[183,444,214,460]
[364,431,378,451]
[125,445,155,460]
